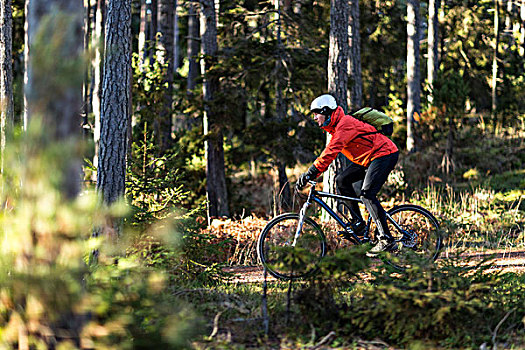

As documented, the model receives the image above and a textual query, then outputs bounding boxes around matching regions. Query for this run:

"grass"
[183,256,525,349]
[184,118,525,349]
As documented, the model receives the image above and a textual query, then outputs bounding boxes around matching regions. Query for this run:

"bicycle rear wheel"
[257,213,327,280]
[385,204,442,269]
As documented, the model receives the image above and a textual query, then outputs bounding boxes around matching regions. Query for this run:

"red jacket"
[313,106,398,172]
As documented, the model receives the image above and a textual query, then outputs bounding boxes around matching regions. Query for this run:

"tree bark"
[97,0,131,206]
[82,0,92,132]
[323,0,349,222]
[427,0,439,102]
[92,0,105,182]
[349,0,362,109]
[0,0,14,174]
[518,0,525,57]
[149,0,158,65]
[406,0,421,152]
[327,0,349,112]
[23,0,29,130]
[491,0,500,118]
[138,0,148,66]
[200,0,229,222]
[26,0,84,199]
[173,0,179,71]
[274,0,291,212]
[157,0,174,151]
[187,1,200,93]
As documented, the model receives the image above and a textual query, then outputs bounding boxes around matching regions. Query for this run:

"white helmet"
[310,94,337,116]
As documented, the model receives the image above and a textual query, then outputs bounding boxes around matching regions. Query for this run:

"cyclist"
[296,94,399,255]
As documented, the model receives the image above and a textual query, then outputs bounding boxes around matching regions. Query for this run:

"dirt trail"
[223,250,525,283]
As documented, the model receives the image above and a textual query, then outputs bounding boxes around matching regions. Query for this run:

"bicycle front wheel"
[257,213,327,280]
[386,204,442,269]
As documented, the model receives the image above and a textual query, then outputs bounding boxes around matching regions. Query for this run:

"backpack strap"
[350,107,374,118]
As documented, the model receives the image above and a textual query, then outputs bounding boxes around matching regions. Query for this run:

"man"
[296,94,399,254]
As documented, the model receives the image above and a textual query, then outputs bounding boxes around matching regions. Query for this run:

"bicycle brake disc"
[401,227,418,248]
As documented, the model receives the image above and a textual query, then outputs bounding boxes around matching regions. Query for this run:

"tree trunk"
[82,0,92,132]
[349,0,362,109]
[327,0,349,112]
[149,0,158,65]
[0,0,14,174]
[323,0,349,222]
[157,0,174,151]
[26,0,84,199]
[97,0,132,206]
[504,0,512,34]
[518,0,525,57]
[274,0,291,212]
[187,1,200,93]
[23,0,29,130]
[92,0,105,182]
[407,0,421,152]
[138,0,147,66]
[200,0,229,223]
[491,0,500,118]
[173,0,179,70]
[427,0,439,102]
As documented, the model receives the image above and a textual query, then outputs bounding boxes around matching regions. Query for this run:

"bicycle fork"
[293,200,311,247]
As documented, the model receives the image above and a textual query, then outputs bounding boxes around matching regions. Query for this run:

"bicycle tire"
[384,204,442,269]
[257,213,327,280]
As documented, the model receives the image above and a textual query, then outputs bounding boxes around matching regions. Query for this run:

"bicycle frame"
[294,181,368,245]
[294,181,411,246]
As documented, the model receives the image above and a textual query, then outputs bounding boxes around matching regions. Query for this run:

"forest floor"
[203,216,525,282]
[223,250,525,283]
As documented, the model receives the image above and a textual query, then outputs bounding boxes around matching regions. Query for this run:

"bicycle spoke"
[385,205,441,269]
[258,214,326,280]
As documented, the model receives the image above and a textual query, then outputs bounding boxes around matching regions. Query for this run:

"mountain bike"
[257,181,442,280]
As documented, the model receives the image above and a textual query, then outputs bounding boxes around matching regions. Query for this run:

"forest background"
[0,0,524,348]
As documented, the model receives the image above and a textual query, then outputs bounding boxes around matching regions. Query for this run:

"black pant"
[335,152,399,239]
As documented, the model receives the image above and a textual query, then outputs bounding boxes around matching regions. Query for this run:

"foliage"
[345,259,525,346]
[0,133,200,348]
[284,253,525,348]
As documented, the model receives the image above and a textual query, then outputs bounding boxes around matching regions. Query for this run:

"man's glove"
[296,165,320,190]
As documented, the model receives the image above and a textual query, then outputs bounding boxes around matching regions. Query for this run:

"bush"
[0,134,201,348]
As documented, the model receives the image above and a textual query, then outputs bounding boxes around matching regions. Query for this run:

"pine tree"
[157,0,175,151]
[26,0,84,199]
[97,0,132,206]
[323,0,349,221]
[407,0,421,152]
[349,0,362,108]
[0,0,13,174]
[200,0,229,222]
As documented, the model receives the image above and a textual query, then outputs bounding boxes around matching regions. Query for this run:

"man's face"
[313,113,326,127]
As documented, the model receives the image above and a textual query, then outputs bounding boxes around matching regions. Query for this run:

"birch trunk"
[138,0,147,66]
[427,0,439,102]
[92,0,105,182]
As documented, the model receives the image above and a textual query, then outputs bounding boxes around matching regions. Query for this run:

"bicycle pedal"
[337,230,352,240]
[337,230,364,240]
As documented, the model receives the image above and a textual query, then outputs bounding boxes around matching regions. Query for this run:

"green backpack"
[352,107,394,136]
